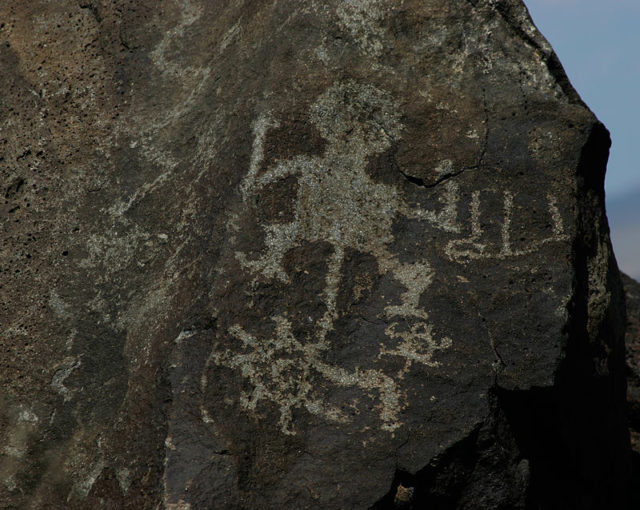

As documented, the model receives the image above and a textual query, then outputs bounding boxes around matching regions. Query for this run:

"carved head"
[309,80,402,155]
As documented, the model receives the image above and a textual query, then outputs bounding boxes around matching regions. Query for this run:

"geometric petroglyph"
[445,189,569,262]
[205,80,570,435]
[206,80,454,434]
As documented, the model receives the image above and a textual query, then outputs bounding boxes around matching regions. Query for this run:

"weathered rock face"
[624,273,640,505]
[624,274,640,444]
[0,0,629,508]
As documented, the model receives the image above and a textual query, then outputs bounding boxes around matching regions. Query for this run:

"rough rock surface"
[624,275,640,445]
[0,0,629,508]
[624,273,640,505]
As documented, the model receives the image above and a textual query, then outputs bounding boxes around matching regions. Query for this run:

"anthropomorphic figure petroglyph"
[205,81,454,434]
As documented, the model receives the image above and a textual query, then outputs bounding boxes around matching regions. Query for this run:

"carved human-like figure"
[206,81,454,434]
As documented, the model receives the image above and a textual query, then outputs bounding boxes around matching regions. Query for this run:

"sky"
[523,0,640,279]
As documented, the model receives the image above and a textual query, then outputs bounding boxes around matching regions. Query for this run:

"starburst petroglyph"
[206,81,455,434]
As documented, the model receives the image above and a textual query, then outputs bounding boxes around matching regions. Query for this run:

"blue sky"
[523,0,639,278]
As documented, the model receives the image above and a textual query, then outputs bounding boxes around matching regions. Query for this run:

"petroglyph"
[207,81,454,434]
[336,0,387,57]
[445,189,569,262]
[206,80,570,436]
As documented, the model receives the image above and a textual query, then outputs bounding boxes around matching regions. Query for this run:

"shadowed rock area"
[0,0,630,508]
[623,273,640,506]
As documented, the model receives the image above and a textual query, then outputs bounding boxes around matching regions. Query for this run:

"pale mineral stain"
[166,501,192,510]
[0,407,41,496]
[17,408,38,424]
[49,289,72,320]
[51,357,81,402]
[116,467,132,494]
[68,458,105,501]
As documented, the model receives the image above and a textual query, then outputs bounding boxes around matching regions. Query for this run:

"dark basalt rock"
[0,0,629,508]
[623,273,640,505]
[624,274,640,445]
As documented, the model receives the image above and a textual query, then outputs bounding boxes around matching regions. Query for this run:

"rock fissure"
[398,86,490,190]
[398,166,471,189]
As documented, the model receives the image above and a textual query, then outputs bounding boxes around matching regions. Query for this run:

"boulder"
[0,0,629,508]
